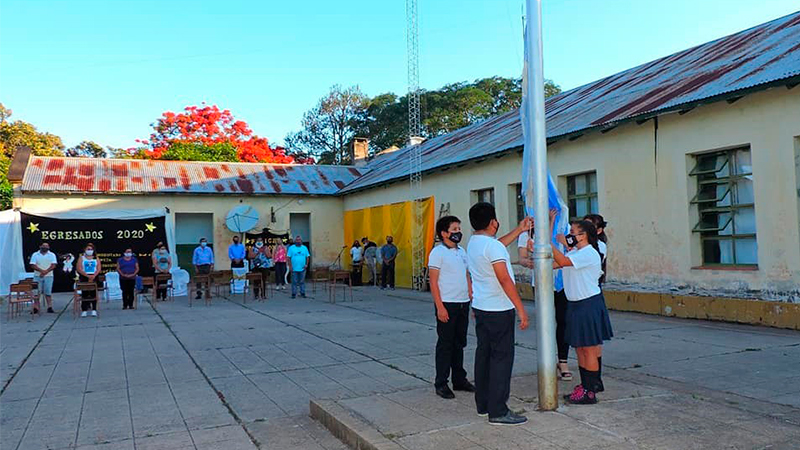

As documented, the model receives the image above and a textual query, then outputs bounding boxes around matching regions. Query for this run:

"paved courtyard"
[2,286,799,449]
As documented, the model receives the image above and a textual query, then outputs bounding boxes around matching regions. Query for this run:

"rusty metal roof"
[21,157,364,195]
[341,11,800,193]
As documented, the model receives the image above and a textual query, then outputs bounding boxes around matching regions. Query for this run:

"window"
[567,172,598,220]
[473,188,495,205]
[690,147,757,266]
[515,184,525,222]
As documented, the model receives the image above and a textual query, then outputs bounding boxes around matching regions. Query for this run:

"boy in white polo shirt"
[467,202,531,426]
[429,215,474,400]
[30,242,57,314]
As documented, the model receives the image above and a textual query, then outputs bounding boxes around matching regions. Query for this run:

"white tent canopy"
[0,208,176,296]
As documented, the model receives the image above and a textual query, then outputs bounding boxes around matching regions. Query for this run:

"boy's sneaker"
[291,295,296,299]
[47,307,55,313]
[90,311,98,317]
[80,311,88,318]
[488,411,527,426]
[477,410,488,417]
[300,294,306,298]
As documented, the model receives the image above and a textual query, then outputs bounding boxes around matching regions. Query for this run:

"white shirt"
[562,245,603,301]
[467,235,515,311]
[428,244,470,303]
[598,241,608,263]
[350,247,362,263]
[30,251,57,278]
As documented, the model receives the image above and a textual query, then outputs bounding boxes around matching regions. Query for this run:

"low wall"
[516,284,800,330]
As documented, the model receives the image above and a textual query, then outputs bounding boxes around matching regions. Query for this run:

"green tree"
[158,141,239,162]
[1,153,12,210]
[0,103,65,158]
[284,85,369,165]
[66,140,107,158]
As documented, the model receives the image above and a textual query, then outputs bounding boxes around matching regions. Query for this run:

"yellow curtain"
[343,197,435,288]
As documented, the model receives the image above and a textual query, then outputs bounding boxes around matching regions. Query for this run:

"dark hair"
[469,202,496,231]
[124,247,133,252]
[352,240,360,248]
[583,214,608,243]
[85,242,95,250]
[572,220,600,255]
[435,215,461,241]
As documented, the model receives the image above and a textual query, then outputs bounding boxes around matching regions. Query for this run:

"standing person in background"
[519,210,573,382]
[380,236,398,291]
[248,237,272,299]
[273,240,288,291]
[76,243,101,318]
[192,238,214,300]
[153,243,172,301]
[29,242,57,314]
[552,220,613,405]
[429,216,474,399]
[361,237,378,286]
[228,235,246,268]
[287,235,310,299]
[117,247,139,310]
[467,202,531,426]
[583,214,608,286]
[150,242,164,272]
[350,240,363,286]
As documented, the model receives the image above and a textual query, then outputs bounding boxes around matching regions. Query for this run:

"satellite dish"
[225,205,259,233]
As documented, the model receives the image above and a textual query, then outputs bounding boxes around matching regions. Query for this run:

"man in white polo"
[30,242,57,314]
[429,215,474,399]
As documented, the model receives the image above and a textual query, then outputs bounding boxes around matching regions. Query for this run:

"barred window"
[474,188,495,205]
[567,172,598,221]
[690,147,757,266]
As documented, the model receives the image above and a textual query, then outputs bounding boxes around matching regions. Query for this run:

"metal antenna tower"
[407,0,425,290]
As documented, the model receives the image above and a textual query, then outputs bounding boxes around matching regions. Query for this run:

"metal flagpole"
[524,0,558,410]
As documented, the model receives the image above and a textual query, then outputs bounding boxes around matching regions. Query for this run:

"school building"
[7,11,800,328]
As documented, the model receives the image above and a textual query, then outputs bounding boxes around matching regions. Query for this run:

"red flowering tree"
[138,105,313,164]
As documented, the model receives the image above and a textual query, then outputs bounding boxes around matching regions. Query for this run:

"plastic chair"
[7,283,36,320]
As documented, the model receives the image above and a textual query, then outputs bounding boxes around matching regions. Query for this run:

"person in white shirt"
[350,241,363,286]
[30,242,57,314]
[583,214,608,286]
[551,220,613,405]
[429,215,474,400]
[467,202,531,426]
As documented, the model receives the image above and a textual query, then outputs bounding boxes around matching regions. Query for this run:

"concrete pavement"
[1,286,799,449]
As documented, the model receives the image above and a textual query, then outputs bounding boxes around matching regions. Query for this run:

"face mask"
[295,242,301,247]
[234,240,239,245]
[448,232,462,243]
[124,252,133,258]
[85,249,94,256]
[565,234,578,247]
[40,247,48,253]
[200,242,207,247]
[255,242,263,248]
[160,248,167,254]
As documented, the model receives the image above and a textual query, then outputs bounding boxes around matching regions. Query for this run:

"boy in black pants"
[467,202,531,426]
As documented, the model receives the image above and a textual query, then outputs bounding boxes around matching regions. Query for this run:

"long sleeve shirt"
[228,243,246,260]
[193,246,215,265]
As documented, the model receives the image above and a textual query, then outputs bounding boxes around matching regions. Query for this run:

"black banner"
[245,228,291,248]
[20,213,168,292]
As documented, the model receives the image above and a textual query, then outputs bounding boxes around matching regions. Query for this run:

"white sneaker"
[80,311,88,318]
[90,311,98,317]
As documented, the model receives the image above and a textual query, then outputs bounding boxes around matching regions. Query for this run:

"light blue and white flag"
[520,24,569,291]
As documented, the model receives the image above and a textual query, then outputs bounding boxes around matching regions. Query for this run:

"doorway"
[176,213,213,276]
[289,212,311,251]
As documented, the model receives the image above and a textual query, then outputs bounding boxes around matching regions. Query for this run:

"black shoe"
[32,308,39,315]
[291,295,296,299]
[488,411,527,426]
[435,385,455,399]
[453,380,475,392]
[477,411,488,417]
[301,294,306,298]
[47,307,55,313]
[195,295,202,300]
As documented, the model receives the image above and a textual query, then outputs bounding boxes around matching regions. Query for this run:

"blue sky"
[1,0,798,150]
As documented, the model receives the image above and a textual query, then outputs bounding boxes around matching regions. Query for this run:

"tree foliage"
[139,105,307,164]
[286,77,561,163]
[0,103,65,159]
[66,140,107,158]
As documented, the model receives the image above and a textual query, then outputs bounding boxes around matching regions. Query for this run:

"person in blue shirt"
[287,235,310,299]
[192,238,215,300]
[228,236,246,269]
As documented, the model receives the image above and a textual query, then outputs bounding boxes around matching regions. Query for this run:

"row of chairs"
[6,278,39,320]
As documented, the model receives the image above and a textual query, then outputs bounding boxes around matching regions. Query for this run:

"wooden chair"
[329,270,353,304]
[210,271,228,298]
[155,273,173,302]
[311,267,331,296]
[191,274,212,307]
[7,283,36,320]
[244,273,263,303]
[95,273,106,302]
[139,277,155,308]
[73,282,99,318]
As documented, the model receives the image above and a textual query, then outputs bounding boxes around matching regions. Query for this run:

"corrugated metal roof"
[21,157,364,195]
[341,11,800,193]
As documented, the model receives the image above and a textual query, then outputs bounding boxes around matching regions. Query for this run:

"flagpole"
[524,0,558,410]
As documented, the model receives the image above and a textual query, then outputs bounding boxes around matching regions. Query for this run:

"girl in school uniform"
[583,214,608,286]
[551,220,613,404]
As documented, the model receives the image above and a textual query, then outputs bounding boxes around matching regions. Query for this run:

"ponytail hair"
[583,214,608,243]
[573,220,600,255]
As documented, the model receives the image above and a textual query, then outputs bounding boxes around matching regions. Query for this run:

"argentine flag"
[520,24,569,291]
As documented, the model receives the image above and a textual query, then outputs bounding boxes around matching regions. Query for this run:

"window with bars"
[567,172,598,221]
[690,147,757,266]
[473,188,495,205]
[515,184,525,222]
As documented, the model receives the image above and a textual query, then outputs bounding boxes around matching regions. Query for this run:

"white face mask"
[200,242,207,247]
[255,242,263,248]
[124,252,133,258]
[85,249,94,256]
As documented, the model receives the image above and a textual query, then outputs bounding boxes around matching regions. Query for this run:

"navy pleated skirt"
[565,293,613,347]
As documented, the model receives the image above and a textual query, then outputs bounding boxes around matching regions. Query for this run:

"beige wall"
[343,86,800,297]
[13,194,344,270]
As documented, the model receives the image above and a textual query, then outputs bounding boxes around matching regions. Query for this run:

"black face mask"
[448,232,463,243]
[565,234,578,247]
